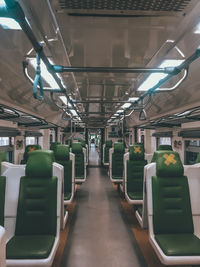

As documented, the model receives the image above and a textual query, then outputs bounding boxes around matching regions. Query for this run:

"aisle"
[61,146,146,267]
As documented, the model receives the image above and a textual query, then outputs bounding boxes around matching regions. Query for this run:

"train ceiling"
[0,0,200,128]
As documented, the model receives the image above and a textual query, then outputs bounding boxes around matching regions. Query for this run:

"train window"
[0,137,9,146]
[185,140,200,165]
[25,137,37,145]
[158,137,171,145]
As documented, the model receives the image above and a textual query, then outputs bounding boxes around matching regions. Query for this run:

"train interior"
[1,0,200,266]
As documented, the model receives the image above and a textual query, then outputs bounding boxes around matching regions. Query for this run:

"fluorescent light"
[137,59,184,91]
[0,0,5,6]
[121,97,139,108]
[117,110,124,113]
[71,110,78,117]
[0,18,21,30]
[29,58,65,89]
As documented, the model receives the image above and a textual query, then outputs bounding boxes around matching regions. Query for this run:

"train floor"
[60,144,146,267]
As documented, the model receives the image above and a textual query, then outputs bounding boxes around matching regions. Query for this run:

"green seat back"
[15,150,57,236]
[112,142,124,178]
[0,176,6,226]
[152,151,193,235]
[104,140,112,163]
[127,144,147,194]
[72,143,84,178]
[151,145,173,163]
[80,140,86,148]
[54,145,72,195]
[195,153,200,163]
[50,142,60,152]
[65,139,72,147]
[21,145,41,164]
[0,151,8,173]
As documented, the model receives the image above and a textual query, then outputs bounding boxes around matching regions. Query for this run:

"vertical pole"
[100,128,105,166]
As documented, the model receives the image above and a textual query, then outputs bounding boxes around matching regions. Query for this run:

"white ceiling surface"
[0,0,200,127]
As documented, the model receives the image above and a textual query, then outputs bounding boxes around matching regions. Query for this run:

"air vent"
[59,0,191,12]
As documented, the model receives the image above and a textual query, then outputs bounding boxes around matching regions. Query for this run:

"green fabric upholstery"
[152,175,193,234]
[80,140,86,147]
[15,176,57,236]
[0,151,7,173]
[7,150,58,260]
[158,145,173,151]
[54,145,70,161]
[112,143,125,179]
[126,144,147,201]
[129,144,144,160]
[156,151,183,177]
[0,176,6,226]
[195,153,200,163]
[151,145,173,163]
[127,192,143,200]
[54,145,72,198]
[155,234,200,256]
[50,142,60,152]
[7,235,55,259]
[72,143,84,179]
[26,150,54,179]
[151,150,200,258]
[21,145,41,164]
[104,140,112,163]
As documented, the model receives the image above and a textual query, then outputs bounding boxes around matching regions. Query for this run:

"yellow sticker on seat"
[134,147,141,153]
[163,153,176,166]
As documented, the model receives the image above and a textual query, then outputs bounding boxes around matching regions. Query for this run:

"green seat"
[111,142,124,182]
[65,139,72,147]
[151,151,200,260]
[195,153,200,163]
[80,140,86,148]
[0,176,6,226]
[126,144,147,202]
[54,145,73,203]
[104,140,112,164]
[50,142,60,152]
[7,150,57,260]
[20,144,41,164]
[72,143,85,181]
[151,144,173,163]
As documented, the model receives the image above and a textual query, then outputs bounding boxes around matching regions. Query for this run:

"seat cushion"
[155,234,200,256]
[128,192,143,200]
[7,235,55,259]
[64,192,72,201]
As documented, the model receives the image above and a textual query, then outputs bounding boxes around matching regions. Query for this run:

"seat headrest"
[105,140,112,147]
[151,145,173,162]
[72,143,83,154]
[129,144,144,160]
[114,142,124,153]
[54,145,70,161]
[25,144,41,153]
[0,151,7,162]
[156,151,184,177]
[157,144,173,151]
[50,142,61,151]
[26,150,54,178]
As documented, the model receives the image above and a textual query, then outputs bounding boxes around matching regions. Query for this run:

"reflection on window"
[159,137,171,145]
[26,137,36,145]
[0,137,9,146]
